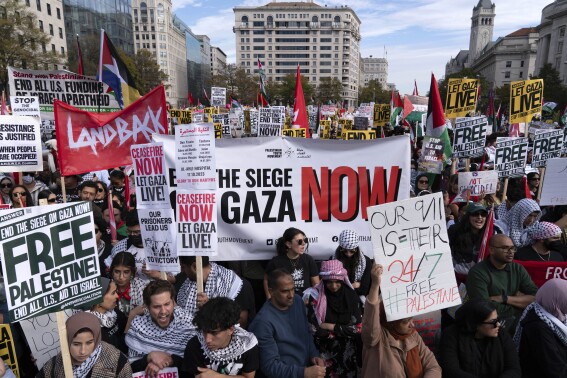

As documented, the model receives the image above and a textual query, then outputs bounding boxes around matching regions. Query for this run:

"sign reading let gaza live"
[509,79,543,123]
[445,78,478,118]
[0,202,102,321]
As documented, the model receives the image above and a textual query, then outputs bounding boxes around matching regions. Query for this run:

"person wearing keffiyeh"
[183,297,259,377]
[332,229,372,300]
[505,198,541,248]
[514,279,567,377]
[38,312,132,378]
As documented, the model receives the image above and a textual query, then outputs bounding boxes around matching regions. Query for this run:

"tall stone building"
[233,1,361,106]
[211,46,227,76]
[360,56,388,90]
[534,0,567,84]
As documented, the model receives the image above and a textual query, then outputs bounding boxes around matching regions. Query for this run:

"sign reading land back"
[0,202,102,321]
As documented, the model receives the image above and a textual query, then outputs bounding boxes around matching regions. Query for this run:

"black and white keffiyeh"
[513,302,567,349]
[354,252,366,282]
[197,325,257,363]
[72,343,102,378]
[86,310,117,329]
[126,306,196,362]
[177,263,243,316]
[506,199,541,247]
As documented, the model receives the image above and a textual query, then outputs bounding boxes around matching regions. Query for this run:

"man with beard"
[515,222,564,262]
[466,234,538,333]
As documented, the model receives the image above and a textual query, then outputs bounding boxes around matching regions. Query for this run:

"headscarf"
[506,198,541,247]
[86,278,118,328]
[528,222,562,241]
[337,230,366,282]
[514,279,567,349]
[414,173,429,194]
[339,230,359,250]
[66,312,103,378]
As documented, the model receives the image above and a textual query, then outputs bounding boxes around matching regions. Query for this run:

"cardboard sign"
[445,78,478,117]
[131,143,169,209]
[258,107,284,137]
[452,116,488,158]
[532,129,562,168]
[0,202,102,321]
[367,192,460,321]
[539,158,567,206]
[373,104,390,127]
[509,79,543,123]
[139,208,178,271]
[0,325,19,376]
[458,170,498,195]
[342,130,376,140]
[10,96,40,118]
[175,123,216,190]
[210,87,226,107]
[0,115,42,172]
[176,189,217,256]
[495,137,528,178]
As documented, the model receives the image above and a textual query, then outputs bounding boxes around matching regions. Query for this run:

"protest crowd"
[2,42,567,378]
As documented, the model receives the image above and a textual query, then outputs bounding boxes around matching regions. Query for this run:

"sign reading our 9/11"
[452,116,488,158]
[495,137,529,178]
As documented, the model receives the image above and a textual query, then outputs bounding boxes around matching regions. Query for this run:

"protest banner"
[509,79,543,123]
[0,202,102,321]
[0,325,19,376]
[516,260,567,287]
[10,96,41,118]
[320,119,331,139]
[0,115,42,172]
[282,128,307,138]
[353,116,369,130]
[258,107,284,137]
[458,170,498,195]
[539,158,567,206]
[19,310,74,370]
[175,123,216,190]
[367,192,461,321]
[445,78,478,117]
[210,87,226,107]
[176,189,217,256]
[373,104,390,127]
[133,367,179,378]
[413,310,442,353]
[153,134,410,261]
[418,136,445,174]
[131,143,169,209]
[563,128,567,153]
[531,129,563,168]
[320,105,337,116]
[494,137,529,178]
[342,130,376,140]
[54,85,168,176]
[357,105,374,126]
[139,208,178,271]
[452,116,489,158]
[169,109,192,124]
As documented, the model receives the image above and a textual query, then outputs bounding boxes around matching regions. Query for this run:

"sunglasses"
[340,247,357,254]
[481,317,502,328]
[47,198,57,203]
[97,188,105,192]
[12,192,26,197]
[295,238,309,245]
[1,183,13,188]
[470,211,488,218]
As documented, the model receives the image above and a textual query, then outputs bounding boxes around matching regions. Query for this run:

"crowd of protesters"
[1,119,567,378]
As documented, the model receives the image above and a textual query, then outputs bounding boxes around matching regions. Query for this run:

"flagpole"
[97,29,105,114]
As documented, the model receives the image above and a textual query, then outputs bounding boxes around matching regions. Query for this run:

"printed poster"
[131,143,169,209]
[138,208,178,271]
[0,115,42,172]
[175,123,216,190]
[176,189,218,256]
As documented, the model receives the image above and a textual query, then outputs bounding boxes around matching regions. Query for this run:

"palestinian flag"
[390,90,403,126]
[426,73,452,165]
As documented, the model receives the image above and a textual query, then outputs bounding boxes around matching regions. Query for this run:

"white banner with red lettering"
[54,86,167,176]
[153,134,411,261]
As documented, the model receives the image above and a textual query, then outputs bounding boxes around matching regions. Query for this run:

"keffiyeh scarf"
[126,306,196,362]
[514,302,567,350]
[86,310,117,329]
[177,263,243,316]
[506,199,541,247]
[72,343,102,378]
[197,325,257,363]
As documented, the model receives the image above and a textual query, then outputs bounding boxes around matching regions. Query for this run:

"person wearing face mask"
[515,222,565,262]
[22,171,46,205]
[109,169,127,195]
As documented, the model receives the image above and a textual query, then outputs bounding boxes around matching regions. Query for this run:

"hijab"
[506,198,541,247]
[536,278,567,322]
[66,312,103,377]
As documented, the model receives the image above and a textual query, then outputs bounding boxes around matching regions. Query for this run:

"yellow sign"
[373,104,391,126]
[445,78,478,117]
[282,128,307,138]
[509,79,544,123]
[169,109,192,123]
[213,123,222,139]
[342,130,377,140]
[0,325,18,377]
[320,120,331,139]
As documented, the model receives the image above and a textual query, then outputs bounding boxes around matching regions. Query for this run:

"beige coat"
[361,297,442,378]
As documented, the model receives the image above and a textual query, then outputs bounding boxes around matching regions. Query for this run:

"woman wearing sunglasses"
[94,181,109,209]
[333,229,372,299]
[439,299,520,377]
[8,185,34,208]
[264,227,320,299]
[0,175,14,205]
[37,189,58,205]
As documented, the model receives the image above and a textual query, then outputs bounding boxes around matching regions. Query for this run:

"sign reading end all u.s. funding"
[0,202,102,321]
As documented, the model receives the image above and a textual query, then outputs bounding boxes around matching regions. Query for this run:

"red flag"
[292,65,310,138]
[188,92,194,106]
[257,92,269,107]
[477,208,494,262]
[55,85,168,176]
[203,88,210,105]
[522,176,532,199]
[403,95,414,118]
[412,79,419,96]
[107,190,117,241]
[77,35,84,76]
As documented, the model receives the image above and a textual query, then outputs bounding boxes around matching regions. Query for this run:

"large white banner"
[540,158,567,206]
[367,193,460,321]
[153,135,411,260]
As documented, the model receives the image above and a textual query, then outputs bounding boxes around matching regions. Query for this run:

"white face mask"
[22,175,34,185]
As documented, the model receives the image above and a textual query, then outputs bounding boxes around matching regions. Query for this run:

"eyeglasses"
[491,245,517,253]
[295,238,309,245]
[470,212,488,218]
[1,183,12,188]
[481,317,501,328]
[127,230,142,236]
[12,192,26,197]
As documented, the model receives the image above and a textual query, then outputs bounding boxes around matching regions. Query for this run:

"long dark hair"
[455,299,496,334]
[276,227,306,255]
[9,185,35,207]
[448,212,487,263]
[110,252,136,278]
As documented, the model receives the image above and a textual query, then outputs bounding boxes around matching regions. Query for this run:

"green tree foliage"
[358,79,390,104]
[131,49,169,95]
[437,68,490,112]
[316,77,343,104]
[0,0,62,92]
[532,63,567,110]
[269,73,314,106]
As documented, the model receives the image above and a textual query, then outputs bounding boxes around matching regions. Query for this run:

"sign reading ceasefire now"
[509,79,543,123]
[445,78,478,118]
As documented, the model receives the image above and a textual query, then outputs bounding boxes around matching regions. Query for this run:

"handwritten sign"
[139,208,178,271]
[452,116,488,158]
[457,170,498,195]
[509,79,543,123]
[368,193,460,321]
[532,129,563,168]
[495,137,528,178]
[539,158,567,206]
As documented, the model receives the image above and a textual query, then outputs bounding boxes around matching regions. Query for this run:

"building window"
[26,0,30,6]
[46,3,51,15]
[49,24,53,36]
[36,0,40,11]
[505,61,512,68]
[561,27,566,38]
[56,7,60,19]
[59,27,63,39]
[557,41,564,54]
[51,44,55,52]
[521,61,524,67]
[60,46,64,54]
[140,2,148,23]
[38,20,43,31]
[519,71,523,78]
[504,71,510,78]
